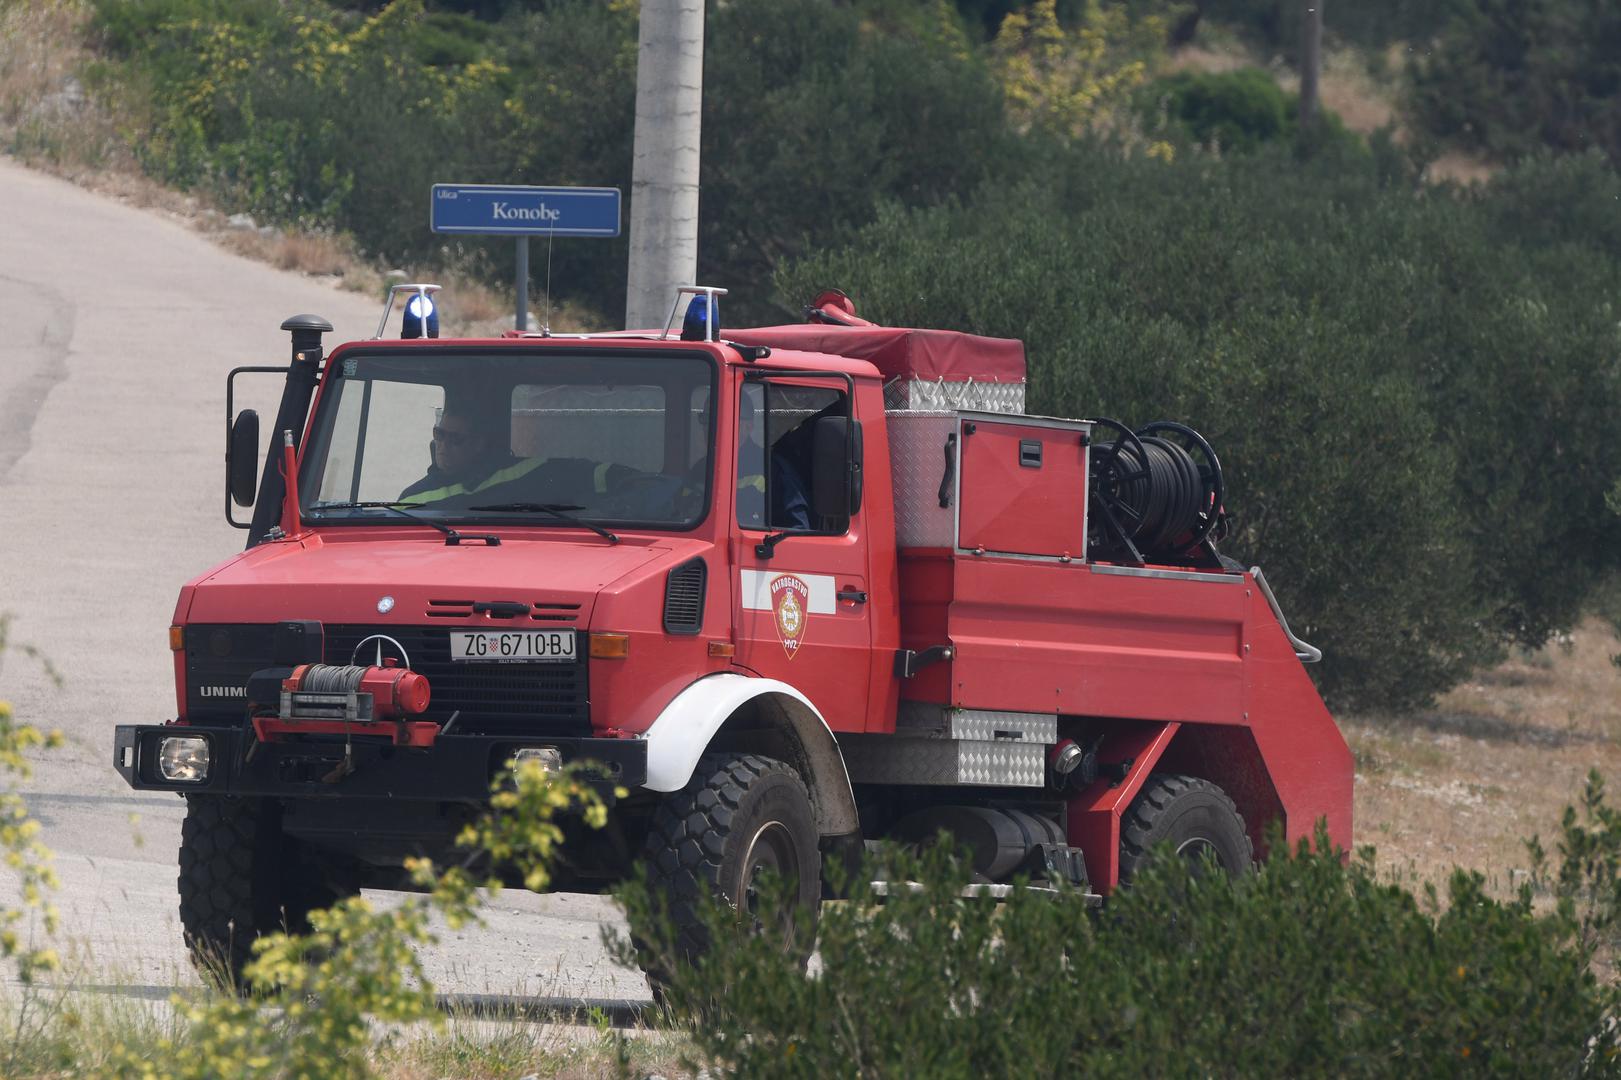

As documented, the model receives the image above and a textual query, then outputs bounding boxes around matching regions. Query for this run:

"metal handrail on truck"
[1250,565,1323,664]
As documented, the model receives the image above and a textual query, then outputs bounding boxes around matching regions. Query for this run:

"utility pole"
[1298,1,1324,132]
[625,0,704,330]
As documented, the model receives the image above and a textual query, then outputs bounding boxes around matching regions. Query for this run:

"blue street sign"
[430,184,621,238]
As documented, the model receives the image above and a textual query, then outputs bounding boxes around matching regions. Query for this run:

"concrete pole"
[625,0,704,330]
[1298,1,1324,132]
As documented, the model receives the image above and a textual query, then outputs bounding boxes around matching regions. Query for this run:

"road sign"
[430,184,621,238]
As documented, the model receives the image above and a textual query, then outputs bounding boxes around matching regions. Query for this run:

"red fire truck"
[114,284,1351,979]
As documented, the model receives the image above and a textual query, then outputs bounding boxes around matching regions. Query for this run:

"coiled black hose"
[1091,434,1207,557]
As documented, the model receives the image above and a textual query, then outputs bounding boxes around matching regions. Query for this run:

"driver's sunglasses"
[432,426,473,447]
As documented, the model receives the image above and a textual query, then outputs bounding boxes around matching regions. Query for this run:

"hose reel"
[1087,419,1224,564]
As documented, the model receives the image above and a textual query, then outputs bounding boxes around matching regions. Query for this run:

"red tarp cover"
[726,324,1026,384]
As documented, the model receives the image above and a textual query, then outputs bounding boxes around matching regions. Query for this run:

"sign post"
[430,184,621,331]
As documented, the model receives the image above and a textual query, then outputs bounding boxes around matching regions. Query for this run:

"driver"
[400,404,539,503]
[737,393,811,531]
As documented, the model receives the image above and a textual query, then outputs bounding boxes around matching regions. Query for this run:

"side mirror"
[229,409,260,508]
[811,416,863,520]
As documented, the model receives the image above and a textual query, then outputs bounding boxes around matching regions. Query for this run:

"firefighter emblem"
[770,574,811,658]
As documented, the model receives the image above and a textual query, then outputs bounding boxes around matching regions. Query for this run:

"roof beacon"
[662,284,727,342]
[371,283,442,340]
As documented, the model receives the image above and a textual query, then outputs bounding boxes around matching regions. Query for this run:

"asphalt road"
[0,157,649,1005]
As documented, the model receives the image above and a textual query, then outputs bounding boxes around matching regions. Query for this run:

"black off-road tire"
[1118,773,1252,882]
[636,752,821,983]
[177,796,345,989]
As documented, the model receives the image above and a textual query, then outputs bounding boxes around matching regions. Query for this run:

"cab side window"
[736,382,850,535]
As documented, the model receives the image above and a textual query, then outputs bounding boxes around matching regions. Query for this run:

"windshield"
[299,349,715,530]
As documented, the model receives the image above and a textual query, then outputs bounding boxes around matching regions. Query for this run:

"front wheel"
[637,752,821,978]
[177,796,350,988]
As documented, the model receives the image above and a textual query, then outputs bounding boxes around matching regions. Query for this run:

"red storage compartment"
[957,417,1088,560]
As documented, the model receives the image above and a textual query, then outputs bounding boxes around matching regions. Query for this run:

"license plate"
[449,629,576,663]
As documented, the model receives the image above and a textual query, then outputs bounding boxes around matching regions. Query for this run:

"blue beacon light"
[681,294,719,342]
[402,294,439,339]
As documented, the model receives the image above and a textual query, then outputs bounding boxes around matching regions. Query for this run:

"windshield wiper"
[308,501,500,547]
[467,502,620,544]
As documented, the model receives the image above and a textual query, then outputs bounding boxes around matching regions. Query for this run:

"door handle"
[837,588,868,604]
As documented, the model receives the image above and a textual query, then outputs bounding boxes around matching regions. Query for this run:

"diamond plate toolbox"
[842,736,1047,787]
[887,411,958,549]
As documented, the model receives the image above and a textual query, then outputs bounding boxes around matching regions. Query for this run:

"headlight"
[158,736,210,783]
[510,746,562,773]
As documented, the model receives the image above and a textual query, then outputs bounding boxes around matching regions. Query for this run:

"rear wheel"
[177,796,350,989]
[1118,774,1252,882]
[636,752,821,984]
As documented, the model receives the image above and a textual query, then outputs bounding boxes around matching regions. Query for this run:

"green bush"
[1145,68,1291,152]
[1139,67,1365,158]
[1408,0,1621,165]
[778,144,1621,709]
[621,780,1621,1077]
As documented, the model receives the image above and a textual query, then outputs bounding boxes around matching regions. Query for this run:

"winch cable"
[296,664,370,695]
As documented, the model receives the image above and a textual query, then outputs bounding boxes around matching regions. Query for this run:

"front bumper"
[113,724,647,800]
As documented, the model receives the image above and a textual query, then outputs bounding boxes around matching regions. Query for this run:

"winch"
[250,662,436,747]
[278,662,431,722]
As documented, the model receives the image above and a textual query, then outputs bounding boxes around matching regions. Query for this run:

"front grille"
[325,625,589,738]
[182,623,589,737]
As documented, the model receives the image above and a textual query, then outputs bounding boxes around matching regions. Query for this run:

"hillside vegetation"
[4,0,1619,712]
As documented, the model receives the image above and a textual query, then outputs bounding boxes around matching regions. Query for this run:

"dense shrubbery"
[624,778,1621,1076]
[1134,0,1467,56]
[1408,0,1621,166]
[781,146,1621,709]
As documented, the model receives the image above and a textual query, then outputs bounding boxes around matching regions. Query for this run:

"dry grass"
[0,1,93,129]
[373,1014,692,1080]
[1346,616,1621,894]
[1423,149,1498,185]
[0,953,693,1080]
[1168,35,1501,183]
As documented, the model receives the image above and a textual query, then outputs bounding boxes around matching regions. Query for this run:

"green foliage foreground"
[107,763,616,1080]
[622,776,1621,1078]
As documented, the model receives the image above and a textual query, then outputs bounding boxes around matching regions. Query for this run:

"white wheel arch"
[641,673,859,836]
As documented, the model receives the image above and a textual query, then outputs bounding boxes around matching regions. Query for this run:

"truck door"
[731,376,872,731]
